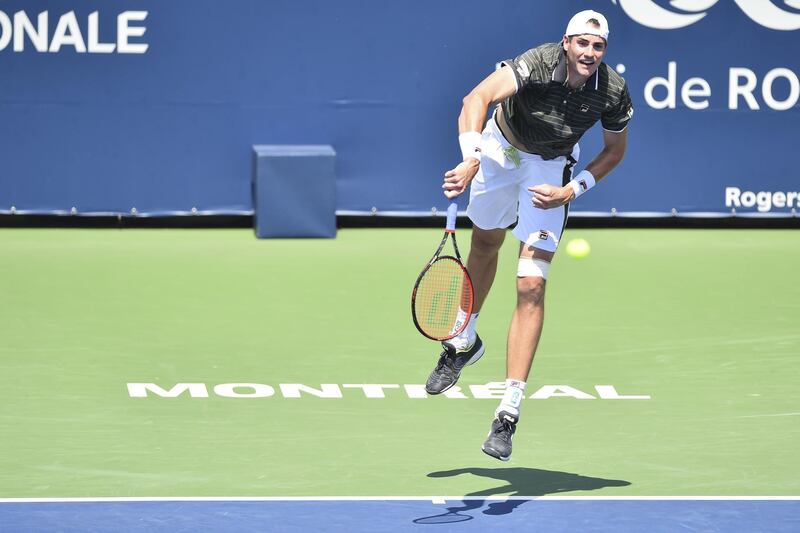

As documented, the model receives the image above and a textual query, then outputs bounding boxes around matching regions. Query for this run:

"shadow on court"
[413,467,631,524]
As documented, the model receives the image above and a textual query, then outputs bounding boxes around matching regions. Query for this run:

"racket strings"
[414,257,473,340]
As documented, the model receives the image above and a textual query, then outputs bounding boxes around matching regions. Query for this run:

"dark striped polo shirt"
[498,42,633,160]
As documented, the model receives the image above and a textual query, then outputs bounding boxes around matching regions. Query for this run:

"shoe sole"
[425,377,459,395]
[481,444,510,462]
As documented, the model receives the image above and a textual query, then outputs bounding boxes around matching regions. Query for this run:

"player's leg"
[506,243,554,381]
[503,150,577,386]
[448,143,522,350]
[451,225,505,348]
[467,226,506,315]
[424,225,505,395]
[482,155,573,460]
[426,119,520,395]
[481,244,554,461]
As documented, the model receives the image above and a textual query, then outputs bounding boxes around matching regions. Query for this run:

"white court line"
[1,496,799,504]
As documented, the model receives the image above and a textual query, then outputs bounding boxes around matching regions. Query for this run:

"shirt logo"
[580,103,590,113]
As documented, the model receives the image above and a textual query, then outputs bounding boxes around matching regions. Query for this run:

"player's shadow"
[413,467,630,524]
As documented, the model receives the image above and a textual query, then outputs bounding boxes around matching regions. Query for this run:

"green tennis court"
[1,228,798,498]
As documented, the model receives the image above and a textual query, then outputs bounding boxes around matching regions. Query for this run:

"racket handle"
[446,200,458,232]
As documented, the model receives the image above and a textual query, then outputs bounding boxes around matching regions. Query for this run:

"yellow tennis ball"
[565,238,590,259]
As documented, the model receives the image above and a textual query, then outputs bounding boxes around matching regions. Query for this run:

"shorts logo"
[538,230,549,240]
[580,103,590,112]
[579,179,589,191]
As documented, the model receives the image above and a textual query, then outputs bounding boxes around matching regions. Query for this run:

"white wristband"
[458,132,482,162]
[568,170,596,199]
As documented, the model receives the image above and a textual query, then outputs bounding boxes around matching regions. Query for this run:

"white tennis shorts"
[466,115,580,253]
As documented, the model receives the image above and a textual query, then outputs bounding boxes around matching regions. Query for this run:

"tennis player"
[424,10,633,461]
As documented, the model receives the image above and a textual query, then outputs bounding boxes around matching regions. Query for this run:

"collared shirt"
[499,42,633,160]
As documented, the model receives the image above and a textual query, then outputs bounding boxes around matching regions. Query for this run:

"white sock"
[451,310,479,343]
[465,312,479,339]
[454,308,469,329]
[495,379,526,418]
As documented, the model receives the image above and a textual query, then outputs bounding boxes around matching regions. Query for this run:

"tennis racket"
[411,200,474,341]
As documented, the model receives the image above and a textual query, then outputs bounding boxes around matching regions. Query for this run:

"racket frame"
[411,201,475,341]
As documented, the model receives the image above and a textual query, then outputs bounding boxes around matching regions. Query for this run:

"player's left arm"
[532,73,633,210]
[530,129,627,209]
[584,128,627,182]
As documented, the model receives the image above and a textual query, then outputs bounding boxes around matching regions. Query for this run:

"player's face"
[563,34,606,80]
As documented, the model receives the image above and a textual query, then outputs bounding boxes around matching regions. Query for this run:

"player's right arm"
[443,66,518,199]
[458,66,518,134]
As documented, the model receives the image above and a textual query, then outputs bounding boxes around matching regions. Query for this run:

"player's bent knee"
[516,275,546,307]
[517,257,550,280]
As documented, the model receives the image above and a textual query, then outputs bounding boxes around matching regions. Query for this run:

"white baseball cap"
[565,10,610,41]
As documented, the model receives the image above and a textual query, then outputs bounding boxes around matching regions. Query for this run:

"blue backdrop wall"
[1,0,798,216]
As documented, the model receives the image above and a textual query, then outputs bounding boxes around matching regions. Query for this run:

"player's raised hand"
[443,159,480,199]
[529,184,573,209]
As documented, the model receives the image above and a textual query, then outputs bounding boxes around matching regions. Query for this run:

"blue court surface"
[1,497,798,532]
